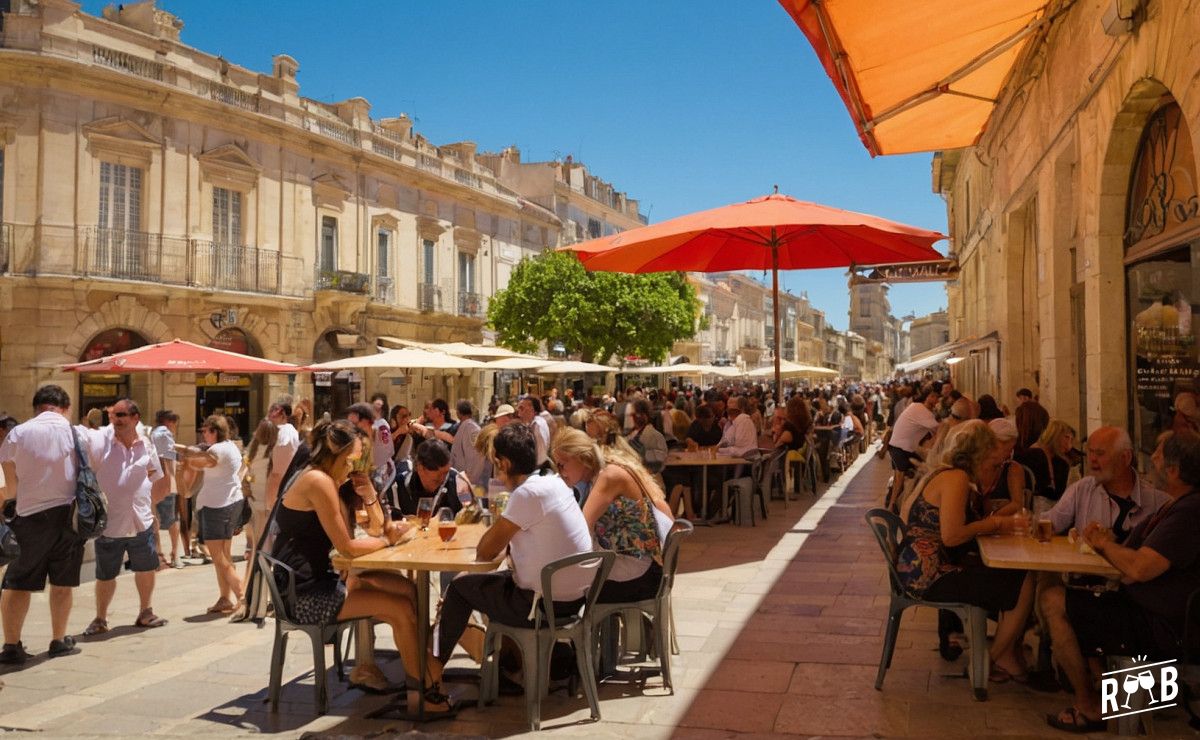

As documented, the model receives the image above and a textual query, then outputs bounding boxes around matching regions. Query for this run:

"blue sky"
[85,0,949,329]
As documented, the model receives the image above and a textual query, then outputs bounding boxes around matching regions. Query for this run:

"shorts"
[95,528,159,580]
[156,494,178,529]
[291,579,347,625]
[197,499,244,543]
[1066,588,1165,658]
[888,445,918,474]
[923,565,1026,613]
[2,503,85,591]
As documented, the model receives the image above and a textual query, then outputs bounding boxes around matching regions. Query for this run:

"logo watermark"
[1101,656,1179,721]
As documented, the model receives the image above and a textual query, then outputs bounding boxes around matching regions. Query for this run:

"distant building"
[908,310,950,357]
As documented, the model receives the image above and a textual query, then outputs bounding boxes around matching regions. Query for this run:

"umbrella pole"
[771,230,782,404]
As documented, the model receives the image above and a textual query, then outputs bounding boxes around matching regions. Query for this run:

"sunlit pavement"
[1,450,1194,738]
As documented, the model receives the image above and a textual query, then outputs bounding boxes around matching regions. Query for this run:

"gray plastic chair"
[590,518,695,692]
[257,551,364,715]
[477,550,616,731]
[864,508,990,701]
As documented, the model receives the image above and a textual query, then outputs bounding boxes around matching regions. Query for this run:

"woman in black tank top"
[272,419,454,717]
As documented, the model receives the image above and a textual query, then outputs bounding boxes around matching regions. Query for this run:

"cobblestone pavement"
[1,449,1195,738]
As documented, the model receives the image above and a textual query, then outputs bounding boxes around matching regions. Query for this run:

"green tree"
[487,251,698,365]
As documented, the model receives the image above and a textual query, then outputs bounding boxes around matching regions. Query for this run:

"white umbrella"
[628,363,706,375]
[305,347,486,371]
[483,357,556,371]
[746,359,837,378]
[380,337,529,359]
[534,360,615,374]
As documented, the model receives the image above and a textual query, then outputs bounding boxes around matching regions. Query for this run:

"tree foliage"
[487,251,698,365]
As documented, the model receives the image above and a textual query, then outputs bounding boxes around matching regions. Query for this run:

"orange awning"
[778,0,1053,156]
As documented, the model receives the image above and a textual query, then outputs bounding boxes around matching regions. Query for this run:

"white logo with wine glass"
[1101,656,1179,721]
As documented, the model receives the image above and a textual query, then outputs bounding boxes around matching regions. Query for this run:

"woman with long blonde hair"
[551,428,674,603]
[1015,418,1075,508]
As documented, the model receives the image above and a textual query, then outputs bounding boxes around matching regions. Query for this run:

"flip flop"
[82,618,109,637]
[206,601,235,614]
[135,609,168,628]
[989,665,1030,684]
[1046,706,1106,733]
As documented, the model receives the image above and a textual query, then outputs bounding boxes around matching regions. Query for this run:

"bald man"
[1037,426,1170,692]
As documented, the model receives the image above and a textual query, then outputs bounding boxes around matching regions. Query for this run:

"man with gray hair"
[717,395,757,457]
[1036,426,1169,695]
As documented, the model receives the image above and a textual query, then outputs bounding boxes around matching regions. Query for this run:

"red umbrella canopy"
[562,193,945,273]
[63,338,300,374]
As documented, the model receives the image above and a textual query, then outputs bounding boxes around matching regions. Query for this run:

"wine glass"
[1122,673,1141,709]
[416,497,435,532]
[1138,669,1157,704]
[436,507,457,549]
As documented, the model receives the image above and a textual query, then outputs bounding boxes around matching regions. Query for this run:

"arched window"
[1125,101,1200,254]
[1125,100,1200,465]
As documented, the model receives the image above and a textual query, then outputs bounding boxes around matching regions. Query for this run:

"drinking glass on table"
[1035,517,1054,543]
[437,506,457,548]
[416,496,435,531]
[1011,507,1031,536]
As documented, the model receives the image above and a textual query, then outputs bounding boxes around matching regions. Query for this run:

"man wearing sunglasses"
[78,398,170,637]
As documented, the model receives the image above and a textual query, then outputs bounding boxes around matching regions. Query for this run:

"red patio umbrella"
[63,338,300,374]
[560,192,946,393]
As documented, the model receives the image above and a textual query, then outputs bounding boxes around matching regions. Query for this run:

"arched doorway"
[312,330,360,420]
[1124,98,1200,463]
[195,328,264,441]
[78,328,149,422]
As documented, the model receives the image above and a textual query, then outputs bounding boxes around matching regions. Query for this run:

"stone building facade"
[0,0,639,438]
[937,0,1200,458]
[908,309,950,357]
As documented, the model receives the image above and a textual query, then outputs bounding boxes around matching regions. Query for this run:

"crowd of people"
[881,379,1200,733]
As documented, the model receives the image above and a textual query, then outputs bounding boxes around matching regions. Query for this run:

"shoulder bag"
[70,429,108,539]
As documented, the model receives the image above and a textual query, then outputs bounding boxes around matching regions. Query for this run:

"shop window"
[1125,100,1200,464]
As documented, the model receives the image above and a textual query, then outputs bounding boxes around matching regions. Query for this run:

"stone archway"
[62,294,171,362]
[1090,78,1178,430]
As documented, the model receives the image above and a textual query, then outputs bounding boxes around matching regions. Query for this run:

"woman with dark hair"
[976,394,1005,422]
[271,419,452,716]
[1014,400,1050,455]
[180,415,246,614]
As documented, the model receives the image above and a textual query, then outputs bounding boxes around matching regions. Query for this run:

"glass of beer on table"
[416,496,435,531]
[437,506,456,547]
[1035,517,1054,543]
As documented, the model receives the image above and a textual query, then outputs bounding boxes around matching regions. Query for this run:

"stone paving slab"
[2,449,1196,737]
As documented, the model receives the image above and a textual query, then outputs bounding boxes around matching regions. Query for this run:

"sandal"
[1046,706,1105,733]
[206,600,235,615]
[989,665,1030,684]
[417,682,457,721]
[82,617,109,637]
[135,609,167,628]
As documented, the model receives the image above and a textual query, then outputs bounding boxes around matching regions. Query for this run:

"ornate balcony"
[418,282,441,312]
[374,275,394,303]
[458,290,482,318]
[316,268,370,294]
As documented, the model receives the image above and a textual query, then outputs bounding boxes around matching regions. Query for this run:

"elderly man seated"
[1037,427,1168,694]
[1046,430,1200,733]
[717,396,758,457]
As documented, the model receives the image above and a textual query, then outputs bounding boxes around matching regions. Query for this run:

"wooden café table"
[332,521,504,720]
[978,533,1120,578]
[663,450,748,522]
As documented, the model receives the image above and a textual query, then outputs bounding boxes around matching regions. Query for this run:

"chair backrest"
[656,518,694,601]
[256,550,298,624]
[864,507,908,598]
[538,550,616,632]
[1018,463,1036,510]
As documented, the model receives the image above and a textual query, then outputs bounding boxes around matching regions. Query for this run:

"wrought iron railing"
[374,275,394,303]
[191,241,282,293]
[81,227,184,282]
[315,268,370,293]
[418,282,441,312]
[458,290,482,318]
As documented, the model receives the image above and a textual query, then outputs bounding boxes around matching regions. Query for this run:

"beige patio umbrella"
[303,347,486,371]
[534,360,615,374]
[746,359,838,378]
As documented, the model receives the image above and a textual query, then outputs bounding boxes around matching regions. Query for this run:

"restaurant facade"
[937,0,1200,459]
[0,0,645,437]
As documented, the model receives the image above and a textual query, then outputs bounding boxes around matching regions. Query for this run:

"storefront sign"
[850,259,959,285]
[314,372,333,387]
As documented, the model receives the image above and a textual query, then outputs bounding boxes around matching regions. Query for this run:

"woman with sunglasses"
[179,415,246,614]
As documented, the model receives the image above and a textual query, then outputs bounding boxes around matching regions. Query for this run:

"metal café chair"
[864,508,990,701]
[257,551,364,715]
[591,518,695,692]
[477,550,616,731]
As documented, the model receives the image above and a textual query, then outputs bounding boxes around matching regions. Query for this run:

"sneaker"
[171,556,184,569]
[0,641,31,664]
[48,636,80,658]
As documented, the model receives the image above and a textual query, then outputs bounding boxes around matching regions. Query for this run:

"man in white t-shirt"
[266,398,300,506]
[517,396,551,466]
[886,386,941,506]
[431,423,593,672]
[0,385,84,664]
[79,398,169,636]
